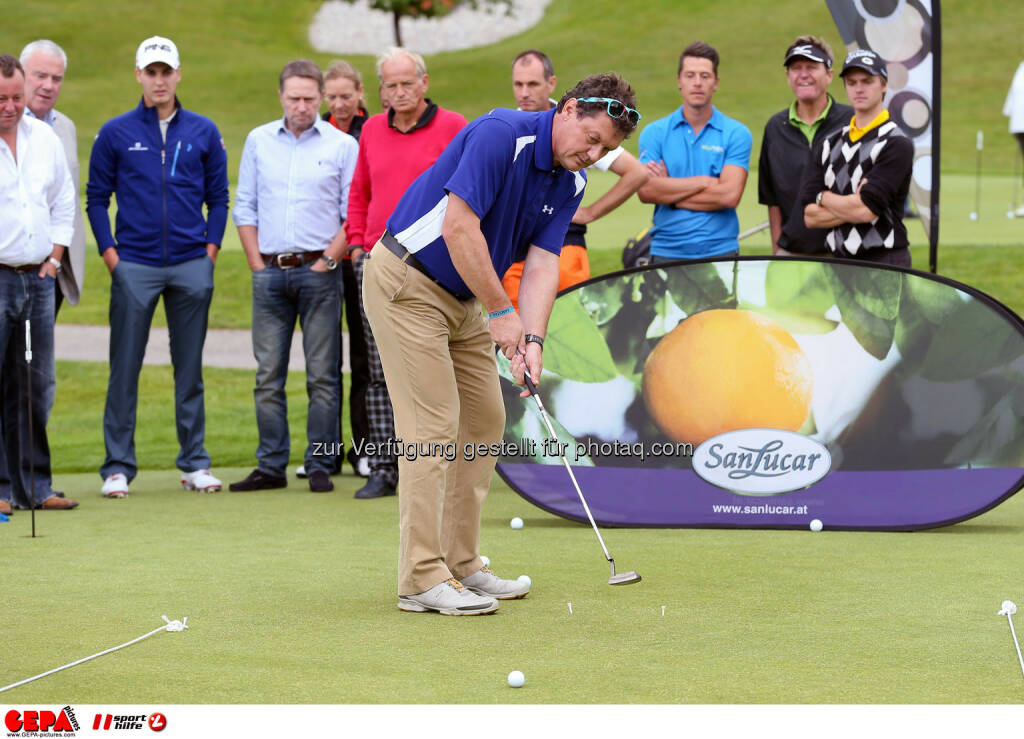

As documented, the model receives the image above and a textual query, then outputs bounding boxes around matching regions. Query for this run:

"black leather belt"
[261,251,323,269]
[0,262,43,273]
[380,230,472,301]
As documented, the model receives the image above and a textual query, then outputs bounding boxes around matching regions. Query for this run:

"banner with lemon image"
[495,257,1024,530]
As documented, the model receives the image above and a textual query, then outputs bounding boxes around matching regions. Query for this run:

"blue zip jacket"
[86,97,229,266]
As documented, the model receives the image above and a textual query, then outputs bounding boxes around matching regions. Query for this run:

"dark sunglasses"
[576,97,642,127]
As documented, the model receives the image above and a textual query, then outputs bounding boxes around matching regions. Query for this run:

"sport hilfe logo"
[692,428,832,495]
[92,712,167,731]
[4,706,80,734]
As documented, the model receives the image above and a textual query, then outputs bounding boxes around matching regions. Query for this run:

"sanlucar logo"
[693,428,832,495]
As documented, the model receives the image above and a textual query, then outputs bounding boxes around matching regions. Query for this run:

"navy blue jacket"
[86,97,229,266]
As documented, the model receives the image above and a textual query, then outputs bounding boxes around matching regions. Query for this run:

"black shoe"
[309,470,334,493]
[354,475,396,499]
[229,468,287,492]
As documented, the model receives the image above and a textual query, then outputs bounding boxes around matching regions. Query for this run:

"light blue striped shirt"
[233,117,358,253]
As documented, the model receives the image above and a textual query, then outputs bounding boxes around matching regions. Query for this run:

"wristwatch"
[525,334,544,350]
[815,191,825,207]
[320,255,339,271]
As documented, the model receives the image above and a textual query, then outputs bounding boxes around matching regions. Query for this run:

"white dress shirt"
[0,115,74,266]
[233,117,358,254]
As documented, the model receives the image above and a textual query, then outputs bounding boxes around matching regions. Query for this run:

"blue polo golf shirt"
[386,108,586,298]
[638,105,752,259]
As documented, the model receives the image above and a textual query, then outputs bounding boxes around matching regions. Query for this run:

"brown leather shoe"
[0,499,11,515]
[41,495,79,510]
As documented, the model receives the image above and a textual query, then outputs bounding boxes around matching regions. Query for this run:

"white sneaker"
[295,465,308,479]
[181,469,222,493]
[101,473,129,499]
[461,566,530,600]
[398,578,499,616]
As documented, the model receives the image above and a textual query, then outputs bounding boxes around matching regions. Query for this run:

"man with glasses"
[502,50,647,306]
[362,73,639,616]
[637,41,753,261]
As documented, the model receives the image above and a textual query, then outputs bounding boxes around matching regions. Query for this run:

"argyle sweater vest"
[820,120,909,255]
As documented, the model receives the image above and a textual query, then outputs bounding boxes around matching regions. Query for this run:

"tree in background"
[342,0,511,47]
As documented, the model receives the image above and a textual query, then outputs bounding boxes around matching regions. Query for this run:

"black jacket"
[758,96,853,254]
[322,108,369,142]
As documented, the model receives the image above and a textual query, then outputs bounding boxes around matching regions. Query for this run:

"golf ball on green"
[809,519,823,532]
[518,575,531,586]
[508,670,525,688]
[510,517,523,529]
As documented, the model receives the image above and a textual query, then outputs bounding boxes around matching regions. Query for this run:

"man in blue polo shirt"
[638,41,752,260]
[362,73,639,616]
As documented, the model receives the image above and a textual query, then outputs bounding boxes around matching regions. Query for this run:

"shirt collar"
[23,107,57,127]
[533,108,556,171]
[788,94,834,127]
[136,95,182,120]
[386,98,439,133]
[673,104,722,131]
[276,116,326,139]
[848,108,889,142]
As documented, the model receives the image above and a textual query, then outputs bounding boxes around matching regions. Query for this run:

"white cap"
[136,36,180,70]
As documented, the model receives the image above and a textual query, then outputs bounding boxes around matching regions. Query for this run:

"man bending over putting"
[363,73,640,615]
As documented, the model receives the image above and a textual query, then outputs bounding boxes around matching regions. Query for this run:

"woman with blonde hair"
[323,60,369,140]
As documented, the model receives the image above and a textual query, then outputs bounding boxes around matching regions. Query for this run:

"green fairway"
[3,468,1024,703]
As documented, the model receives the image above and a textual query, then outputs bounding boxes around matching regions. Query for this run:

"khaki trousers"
[363,244,506,596]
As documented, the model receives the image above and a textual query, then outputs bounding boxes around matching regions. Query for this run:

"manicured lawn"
[4,466,1023,703]
[4,0,1024,709]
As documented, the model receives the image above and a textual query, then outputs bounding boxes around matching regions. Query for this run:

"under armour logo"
[542,205,554,215]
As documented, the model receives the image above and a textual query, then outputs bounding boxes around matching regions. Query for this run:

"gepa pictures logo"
[5,706,79,735]
[693,428,832,495]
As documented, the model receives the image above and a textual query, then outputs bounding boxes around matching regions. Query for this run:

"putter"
[25,319,36,538]
[517,360,640,586]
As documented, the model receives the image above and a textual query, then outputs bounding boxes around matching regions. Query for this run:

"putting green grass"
[3,468,1024,703]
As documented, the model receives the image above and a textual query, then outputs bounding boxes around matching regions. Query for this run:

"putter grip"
[523,370,538,396]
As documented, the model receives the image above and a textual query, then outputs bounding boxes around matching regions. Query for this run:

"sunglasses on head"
[576,97,642,127]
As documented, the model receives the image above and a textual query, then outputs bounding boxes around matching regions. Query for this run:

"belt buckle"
[276,253,301,269]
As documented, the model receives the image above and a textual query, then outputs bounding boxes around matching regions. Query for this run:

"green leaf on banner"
[646,290,686,340]
[916,297,1024,381]
[545,293,618,383]
[762,260,837,334]
[825,264,902,359]
[578,280,624,326]
[665,262,732,315]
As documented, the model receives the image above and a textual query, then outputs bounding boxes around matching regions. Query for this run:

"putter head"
[609,570,642,585]
[608,558,642,585]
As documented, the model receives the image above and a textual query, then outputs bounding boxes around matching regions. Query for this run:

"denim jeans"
[102,257,214,481]
[251,262,342,477]
[0,269,56,508]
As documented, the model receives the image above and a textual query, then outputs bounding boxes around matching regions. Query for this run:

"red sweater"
[345,103,466,249]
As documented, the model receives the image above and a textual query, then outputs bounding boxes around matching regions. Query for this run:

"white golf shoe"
[101,473,129,499]
[181,469,223,493]
[398,578,499,616]
[461,566,530,600]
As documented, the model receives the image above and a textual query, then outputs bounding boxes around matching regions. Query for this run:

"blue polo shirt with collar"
[638,105,752,259]
[386,107,586,298]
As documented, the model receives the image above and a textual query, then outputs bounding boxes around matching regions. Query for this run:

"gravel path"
[54,324,353,372]
[309,0,551,56]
